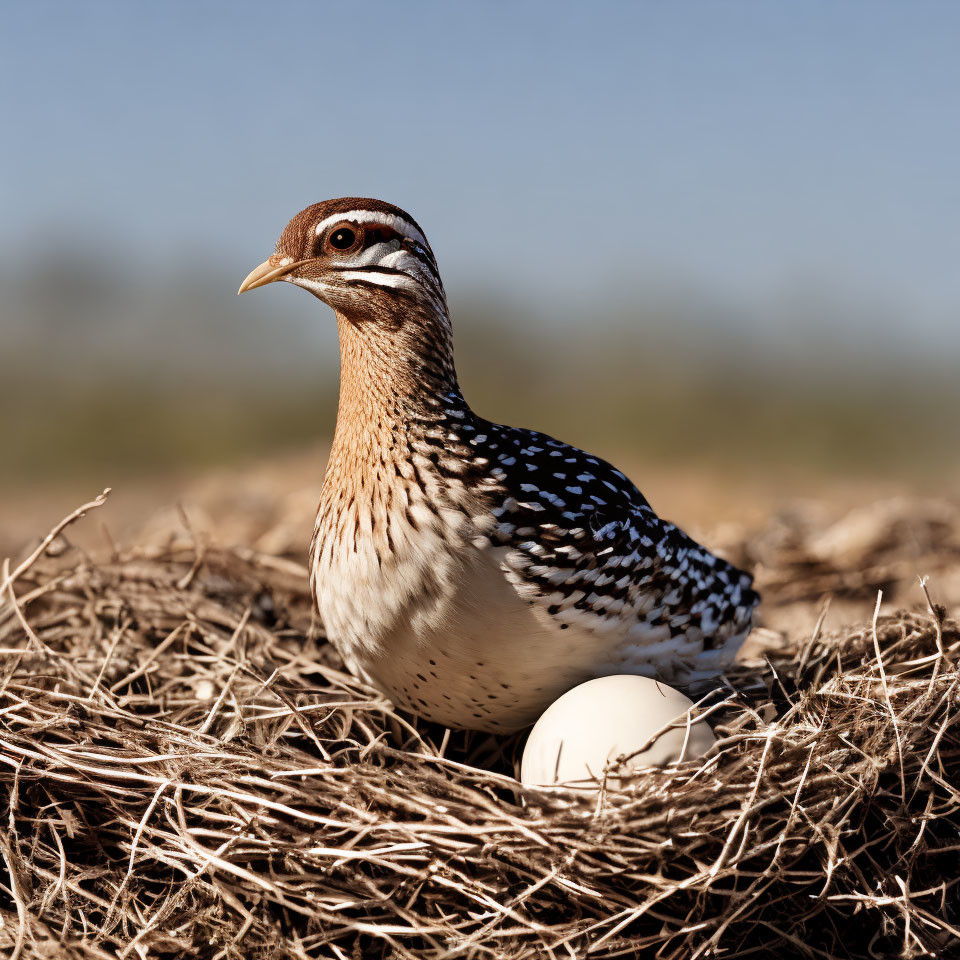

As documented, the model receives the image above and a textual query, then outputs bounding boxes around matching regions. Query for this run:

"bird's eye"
[330,228,355,249]
[324,222,363,254]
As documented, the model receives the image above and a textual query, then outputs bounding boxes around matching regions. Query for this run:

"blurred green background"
[2,2,958,515]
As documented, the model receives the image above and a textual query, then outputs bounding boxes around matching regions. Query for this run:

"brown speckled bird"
[239,198,759,732]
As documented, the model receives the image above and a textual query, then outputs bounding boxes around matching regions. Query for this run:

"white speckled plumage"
[240,198,760,731]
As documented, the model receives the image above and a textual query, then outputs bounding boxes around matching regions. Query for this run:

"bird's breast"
[310,451,481,659]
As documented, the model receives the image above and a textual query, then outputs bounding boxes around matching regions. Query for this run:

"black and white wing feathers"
[467,421,759,678]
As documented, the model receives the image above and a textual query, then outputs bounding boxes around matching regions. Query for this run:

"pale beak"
[237,257,310,294]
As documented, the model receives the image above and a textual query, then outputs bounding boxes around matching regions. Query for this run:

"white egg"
[520,675,716,789]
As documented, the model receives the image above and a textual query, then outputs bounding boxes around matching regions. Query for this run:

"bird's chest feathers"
[311,441,486,656]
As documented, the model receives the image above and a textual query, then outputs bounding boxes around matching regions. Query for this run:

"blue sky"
[3,1,959,348]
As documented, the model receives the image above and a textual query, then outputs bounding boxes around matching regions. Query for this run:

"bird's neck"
[329,306,462,468]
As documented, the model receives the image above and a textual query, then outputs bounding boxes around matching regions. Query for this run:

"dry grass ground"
[1,460,959,958]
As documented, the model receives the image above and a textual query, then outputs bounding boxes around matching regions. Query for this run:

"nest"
[2,491,960,959]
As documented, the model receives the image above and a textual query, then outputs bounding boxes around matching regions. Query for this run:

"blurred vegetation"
[2,255,958,493]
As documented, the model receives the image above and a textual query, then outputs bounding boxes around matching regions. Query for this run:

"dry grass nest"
[2,491,960,959]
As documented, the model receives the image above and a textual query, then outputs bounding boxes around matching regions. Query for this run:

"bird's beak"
[237,257,309,294]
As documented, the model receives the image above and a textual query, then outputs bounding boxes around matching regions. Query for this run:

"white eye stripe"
[288,273,412,295]
[336,269,416,289]
[313,210,428,250]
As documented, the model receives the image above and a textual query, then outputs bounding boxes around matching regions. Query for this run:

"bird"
[238,198,759,733]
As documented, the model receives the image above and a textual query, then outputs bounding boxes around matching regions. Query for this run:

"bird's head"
[238,198,445,321]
